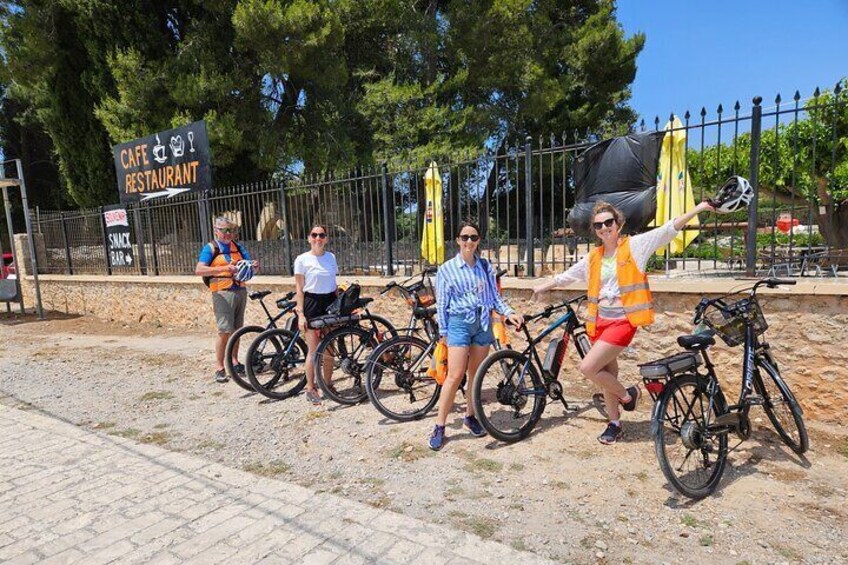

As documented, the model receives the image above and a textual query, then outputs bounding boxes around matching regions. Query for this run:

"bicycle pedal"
[746,395,765,406]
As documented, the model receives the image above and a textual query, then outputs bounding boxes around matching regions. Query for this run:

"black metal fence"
[31,82,847,279]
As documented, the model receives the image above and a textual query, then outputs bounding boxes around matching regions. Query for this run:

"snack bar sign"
[103,206,134,268]
[112,120,212,204]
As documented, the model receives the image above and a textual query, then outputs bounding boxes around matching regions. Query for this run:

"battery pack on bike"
[638,352,701,400]
[542,336,570,378]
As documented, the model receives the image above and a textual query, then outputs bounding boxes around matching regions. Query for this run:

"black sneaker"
[620,385,641,412]
[232,363,246,376]
[214,369,228,383]
[598,422,623,445]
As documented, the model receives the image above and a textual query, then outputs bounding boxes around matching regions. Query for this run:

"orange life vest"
[207,241,246,293]
[585,237,654,337]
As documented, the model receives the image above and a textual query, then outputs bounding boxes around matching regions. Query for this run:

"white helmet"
[233,259,255,282]
[710,176,754,214]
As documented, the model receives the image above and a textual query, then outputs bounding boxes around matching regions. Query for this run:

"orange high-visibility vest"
[585,237,654,337]
[208,241,247,293]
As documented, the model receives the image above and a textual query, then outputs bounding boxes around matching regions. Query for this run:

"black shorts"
[303,291,336,321]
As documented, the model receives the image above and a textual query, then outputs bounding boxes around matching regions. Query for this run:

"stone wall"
[16,271,848,423]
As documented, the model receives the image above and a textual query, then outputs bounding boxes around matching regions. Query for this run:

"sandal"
[305,389,322,405]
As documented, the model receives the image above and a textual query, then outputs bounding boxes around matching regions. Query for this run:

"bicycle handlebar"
[692,277,796,324]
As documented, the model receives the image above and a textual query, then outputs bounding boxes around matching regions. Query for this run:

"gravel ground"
[1,312,846,564]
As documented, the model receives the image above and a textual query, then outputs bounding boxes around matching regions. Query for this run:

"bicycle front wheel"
[315,326,376,405]
[654,374,728,500]
[755,357,809,455]
[246,328,308,400]
[225,325,266,392]
[472,349,546,443]
[365,336,441,421]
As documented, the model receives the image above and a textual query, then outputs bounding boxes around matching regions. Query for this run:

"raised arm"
[533,256,588,295]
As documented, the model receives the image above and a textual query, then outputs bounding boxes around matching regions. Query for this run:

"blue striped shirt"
[436,253,515,337]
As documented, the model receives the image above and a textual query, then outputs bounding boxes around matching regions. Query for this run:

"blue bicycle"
[472,295,591,442]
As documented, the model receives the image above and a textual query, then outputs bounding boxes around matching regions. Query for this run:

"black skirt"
[303,291,336,321]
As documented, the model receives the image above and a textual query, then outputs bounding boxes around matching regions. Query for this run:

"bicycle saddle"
[249,290,272,300]
[413,306,437,319]
[677,333,715,350]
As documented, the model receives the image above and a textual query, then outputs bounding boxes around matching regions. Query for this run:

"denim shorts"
[446,312,495,347]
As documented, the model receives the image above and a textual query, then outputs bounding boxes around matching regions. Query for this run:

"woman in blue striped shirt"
[428,222,524,450]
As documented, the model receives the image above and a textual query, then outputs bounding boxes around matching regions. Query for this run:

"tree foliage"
[0,0,643,207]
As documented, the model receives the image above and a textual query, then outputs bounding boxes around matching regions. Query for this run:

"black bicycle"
[364,268,442,421]
[642,277,809,499]
[224,290,298,392]
[246,293,396,402]
[472,295,591,443]
[310,291,397,406]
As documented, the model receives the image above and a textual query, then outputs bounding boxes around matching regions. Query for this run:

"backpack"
[327,283,361,316]
[202,240,248,288]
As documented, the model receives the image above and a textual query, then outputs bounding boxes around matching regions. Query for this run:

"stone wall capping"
[25,273,848,296]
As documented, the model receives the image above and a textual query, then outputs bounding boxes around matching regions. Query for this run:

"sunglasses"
[592,218,616,230]
[459,234,480,242]
[216,227,237,234]
[310,232,327,239]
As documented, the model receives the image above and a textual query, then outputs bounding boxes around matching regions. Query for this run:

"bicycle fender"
[649,392,664,437]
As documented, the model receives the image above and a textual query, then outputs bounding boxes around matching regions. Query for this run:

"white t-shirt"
[294,251,338,294]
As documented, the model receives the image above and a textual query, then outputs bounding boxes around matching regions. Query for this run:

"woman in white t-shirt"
[294,224,338,405]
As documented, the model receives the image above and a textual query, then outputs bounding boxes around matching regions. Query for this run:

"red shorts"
[591,318,637,347]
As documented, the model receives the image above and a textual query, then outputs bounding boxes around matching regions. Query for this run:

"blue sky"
[616,0,848,125]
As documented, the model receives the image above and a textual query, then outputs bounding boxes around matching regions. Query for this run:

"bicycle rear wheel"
[246,328,308,400]
[225,325,267,392]
[365,336,441,421]
[654,374,728,500]
[755,357,809,455]
[472,349,546,443]
[315,325,376,405]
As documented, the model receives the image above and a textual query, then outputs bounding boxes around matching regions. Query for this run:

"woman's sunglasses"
[592,218,616,230]
[459,234,480,242]
[310,232,327,239]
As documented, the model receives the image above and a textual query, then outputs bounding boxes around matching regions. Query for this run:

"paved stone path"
[0,404,555,564]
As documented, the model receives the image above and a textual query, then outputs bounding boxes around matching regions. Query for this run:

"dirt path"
[1,313,846,564]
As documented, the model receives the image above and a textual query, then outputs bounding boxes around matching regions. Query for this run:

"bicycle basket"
[404,276,436,307]
[703,296,768,347]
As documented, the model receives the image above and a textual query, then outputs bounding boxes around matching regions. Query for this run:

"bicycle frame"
[509,297,589,398]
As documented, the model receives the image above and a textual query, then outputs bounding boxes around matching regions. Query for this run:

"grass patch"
[838,439,848,459]
[445,485,465,499]
[139,391,174,402]
[509,462,525,471]
[195,439,225,450]
[140,431,171,446]
[359,476,385,487]
[552,480,569,490]
[681,514,701,528]
[242,460,291,477]
[464,458,503,473]
[153,423,169,429]
[635,470,649,482]
[699,535,713,547]
[108,428,141,439]
[511,539,527,552]
[368,494,391,508]
[305,411,328,422]
[95,421,116,430]
[211,391,224,397]
[774,543,800,560]
[462,516,497,539]
[387,442,433,462]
